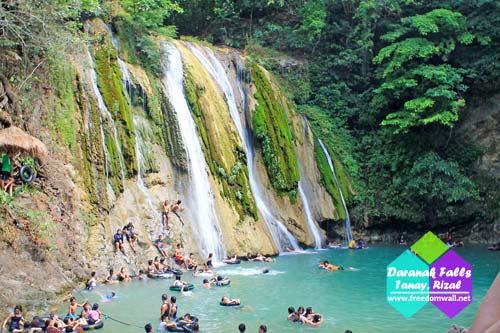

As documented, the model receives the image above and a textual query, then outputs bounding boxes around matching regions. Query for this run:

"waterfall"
[86,49,126,182]
[133,116,162,225]
[109,27,163,231]
[298,181,322,249]
[318,139,353,244]
[161,42,226,261]
[187,43,301,253]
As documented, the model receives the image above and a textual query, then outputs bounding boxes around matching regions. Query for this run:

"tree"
[120,0,183,28]
[372,9,474,133]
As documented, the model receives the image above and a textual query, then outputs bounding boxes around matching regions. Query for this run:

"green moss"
[184,66,257,220]
[50,63,78,155]
[250,63,300,201]
[133,114,160,174]
[315,143,346,220]
[75,74,109,210]
[157,88,188,170]
[92,32,137,181]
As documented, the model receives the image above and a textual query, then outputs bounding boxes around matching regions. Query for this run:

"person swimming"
[220,296,240,306]
[201,279,211,288]
[319,260,344,271]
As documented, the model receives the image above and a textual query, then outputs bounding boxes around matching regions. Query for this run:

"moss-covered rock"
[74,72,109,210]
[250,63,300,202]
[314,143,347,220]
[50,63,78,157]
[158,87,188,171]
[178,43,257,220]
[89,19,137,181]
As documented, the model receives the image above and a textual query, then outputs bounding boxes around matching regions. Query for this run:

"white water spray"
[188,44,301,252]
[161,42,226,261]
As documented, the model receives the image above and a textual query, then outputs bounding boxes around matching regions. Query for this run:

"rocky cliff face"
[0,17,348,315]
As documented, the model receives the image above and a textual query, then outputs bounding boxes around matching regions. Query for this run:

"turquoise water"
[67,247,499,333]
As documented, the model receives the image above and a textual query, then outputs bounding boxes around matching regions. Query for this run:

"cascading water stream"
[86,49,127,182]
[161,42,226,261]
[187,43,301,252]
[133,116,162,222]
[109,27,164,231]
[298,181,322,249]
[318,139,353,244]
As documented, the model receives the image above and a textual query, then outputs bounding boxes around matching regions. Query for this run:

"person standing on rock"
[170,195,185,226]
[162,200,171,230]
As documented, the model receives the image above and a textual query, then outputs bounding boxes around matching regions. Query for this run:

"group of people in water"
[2,298,103,333]
[287,306,324,326]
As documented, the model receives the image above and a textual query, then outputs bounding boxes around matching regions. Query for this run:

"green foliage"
[292,0,326,50]
[372,9,471,133]
[19,156,35,169]
[0,191,14,206]
[250,63,300,201]
[120,0,183,28]
[112,13,163,77]
[407,152,478,204]
[136,35,163,76]
[19,208,56,249]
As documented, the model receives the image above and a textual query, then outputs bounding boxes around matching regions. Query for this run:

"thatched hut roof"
[0,126,48,159]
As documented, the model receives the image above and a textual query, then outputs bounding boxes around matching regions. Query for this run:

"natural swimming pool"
[63,246,499,333]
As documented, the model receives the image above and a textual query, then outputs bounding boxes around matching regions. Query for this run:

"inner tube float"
[220,301,240,307]
[223,259,241,265]
[149,272,174,279]
[170,284,194,291]
[19,166,35,183]
[166,325,194,332]
[167,268,183,276]
[215,278,231,286]
[81,321,104,331]
[25,316,51,329]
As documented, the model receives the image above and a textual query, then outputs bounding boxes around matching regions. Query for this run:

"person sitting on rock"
[2,305,24,333]
[104,268,119,284]
[154,235,168,257]
[0,153,14,196]
[122,222,137,253]
[174,244,186,266]
[185,253,198,270]
[113,229,127,256]
[159,257,171,272]
[118,267,131,282]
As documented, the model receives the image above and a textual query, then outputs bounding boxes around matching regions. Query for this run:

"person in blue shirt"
[113,229,127,256]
